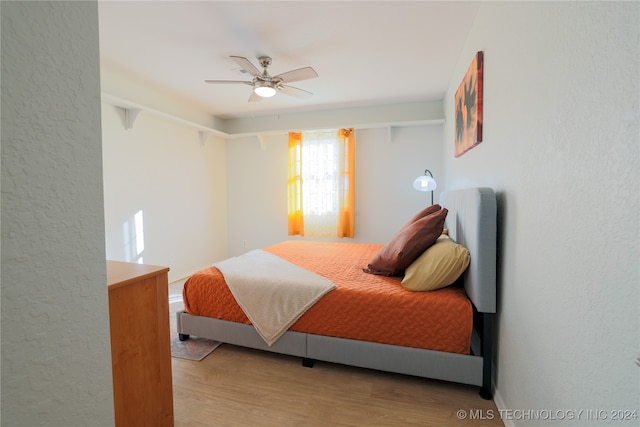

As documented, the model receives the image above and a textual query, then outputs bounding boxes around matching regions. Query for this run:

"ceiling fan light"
[254,84,276,98]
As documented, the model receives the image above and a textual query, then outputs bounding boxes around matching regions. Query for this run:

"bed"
[177,187,497,399]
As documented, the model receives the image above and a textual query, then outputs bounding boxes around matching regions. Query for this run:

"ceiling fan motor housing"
[258,56,272,69]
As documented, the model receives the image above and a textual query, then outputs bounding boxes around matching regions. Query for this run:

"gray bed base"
[177,187,497,399]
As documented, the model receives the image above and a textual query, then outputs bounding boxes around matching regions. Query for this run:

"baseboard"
[493,387,516,427]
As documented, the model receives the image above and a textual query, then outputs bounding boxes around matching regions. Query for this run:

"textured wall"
[1,2,114,425]
[443,2,639,425]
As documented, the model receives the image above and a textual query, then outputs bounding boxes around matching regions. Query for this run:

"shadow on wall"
[493,190,507,387]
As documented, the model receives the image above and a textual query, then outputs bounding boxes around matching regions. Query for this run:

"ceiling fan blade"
[274,67,318,84]
[204,79,252,85]
[279,84,313,99]
[230,56,262,78]
[248,91,262,102]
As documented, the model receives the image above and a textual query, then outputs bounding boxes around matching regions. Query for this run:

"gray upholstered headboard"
[440,188,497,313]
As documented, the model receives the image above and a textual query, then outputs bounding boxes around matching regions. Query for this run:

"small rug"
[171,336,221,361]
[169,284,221,361]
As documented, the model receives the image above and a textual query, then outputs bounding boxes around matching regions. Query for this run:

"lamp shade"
[254,83,276,98]
[413,174,437,192]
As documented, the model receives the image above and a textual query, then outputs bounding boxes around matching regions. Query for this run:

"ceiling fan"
[205,56,318,102]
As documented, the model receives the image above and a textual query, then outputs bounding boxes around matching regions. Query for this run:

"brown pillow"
[404,204,442,227]
[364,207,448,276]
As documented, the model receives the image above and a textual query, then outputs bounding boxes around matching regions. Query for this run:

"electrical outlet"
[242,240,247,248]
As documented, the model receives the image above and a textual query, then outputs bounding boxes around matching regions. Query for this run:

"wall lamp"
[413,169,437,205]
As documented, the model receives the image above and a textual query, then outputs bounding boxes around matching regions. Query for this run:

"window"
[288,128,355,238]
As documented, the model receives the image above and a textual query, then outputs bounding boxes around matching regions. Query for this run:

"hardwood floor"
[169,281,503,427]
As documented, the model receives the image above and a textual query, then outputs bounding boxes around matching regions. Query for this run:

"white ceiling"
[98,1,480,121]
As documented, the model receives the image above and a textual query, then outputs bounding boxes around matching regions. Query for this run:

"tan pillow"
[365,207,448,276]
[401,234,470,291]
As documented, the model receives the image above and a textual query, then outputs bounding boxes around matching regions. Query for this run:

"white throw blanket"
[214,250,336,346]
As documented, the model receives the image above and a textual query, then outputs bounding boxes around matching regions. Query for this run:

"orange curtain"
[337,128,355,238]
[287,132,304,235]
[287,128,355,238]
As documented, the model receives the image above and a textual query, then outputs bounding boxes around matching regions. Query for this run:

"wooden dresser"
[107,261,174,427]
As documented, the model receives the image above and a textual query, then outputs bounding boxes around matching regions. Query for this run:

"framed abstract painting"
[454,51,484,157]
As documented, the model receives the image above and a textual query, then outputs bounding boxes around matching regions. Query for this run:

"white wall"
[1,2,114,425]
[225,125,443,256]
[102,105,229,282]
[225,134,289,255]
[355,126,445,243]
[443,2,639,424]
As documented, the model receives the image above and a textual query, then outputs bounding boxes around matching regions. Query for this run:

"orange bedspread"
[183,240,472,354]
